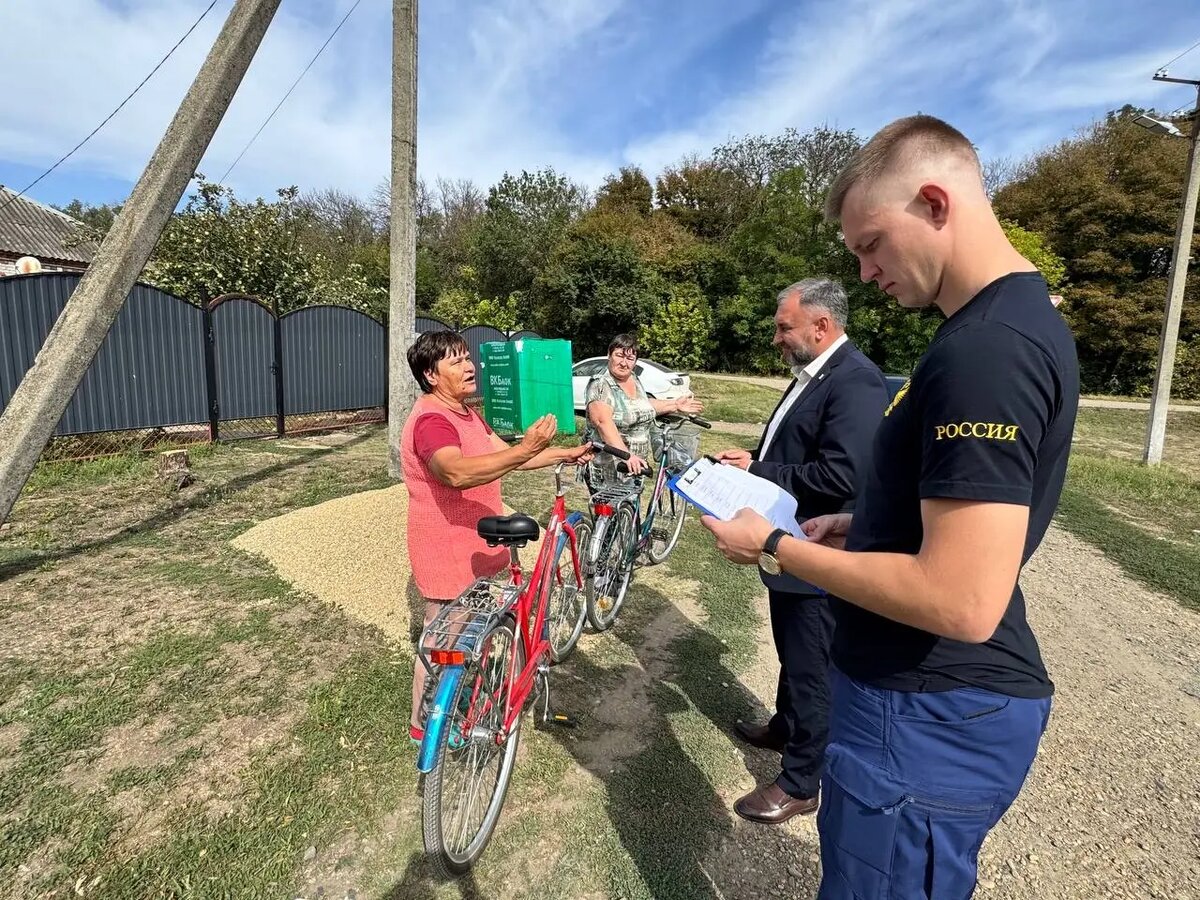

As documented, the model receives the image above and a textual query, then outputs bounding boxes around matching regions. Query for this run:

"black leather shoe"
[734,780,819,824]
[733,720,786,754]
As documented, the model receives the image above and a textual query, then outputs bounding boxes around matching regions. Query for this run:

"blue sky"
[2,0,1199,209]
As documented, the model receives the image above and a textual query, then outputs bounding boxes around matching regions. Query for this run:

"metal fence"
[0,274,538,461]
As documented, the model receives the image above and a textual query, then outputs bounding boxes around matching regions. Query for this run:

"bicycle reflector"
[430,649,466,666]
[593,503,614,516]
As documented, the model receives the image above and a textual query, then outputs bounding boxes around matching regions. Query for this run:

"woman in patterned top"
[583,334,703,486]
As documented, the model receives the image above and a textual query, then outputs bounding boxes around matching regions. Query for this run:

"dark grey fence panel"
[0,273,206,435]
[0,274,71,418]
[507,330,541,342]
[211,297,276,420]
[282,306,385,414]
[460,324,506,365]
[416,315,452,334]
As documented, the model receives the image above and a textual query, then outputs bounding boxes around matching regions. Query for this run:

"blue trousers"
[817,667,1051,900]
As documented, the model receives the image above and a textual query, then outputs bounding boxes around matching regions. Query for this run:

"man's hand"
[519,414,557,455]
[700,508,774,565]
[714,449,752,470]
[801,514,852,550]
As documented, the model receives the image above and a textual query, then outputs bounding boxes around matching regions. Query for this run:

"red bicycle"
[415,441,628,877]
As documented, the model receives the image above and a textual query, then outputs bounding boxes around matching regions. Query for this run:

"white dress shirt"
[758,333,849,458]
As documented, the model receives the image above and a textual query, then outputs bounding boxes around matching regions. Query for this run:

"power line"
[1160,38,1200,73]
[0,0,220,217]
[218,0,364,184]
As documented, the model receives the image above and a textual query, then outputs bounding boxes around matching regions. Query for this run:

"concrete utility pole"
[387,0,419,479]
[0,0,283,525]
[1145,76,1200,466]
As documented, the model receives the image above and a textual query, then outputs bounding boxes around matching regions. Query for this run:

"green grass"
[25,453,153,492]
[688,375,782,425]
[1057,408,1200,611]
[1072,408,1200,477]
[17,376,1200,897]
[1057,476,1200,612]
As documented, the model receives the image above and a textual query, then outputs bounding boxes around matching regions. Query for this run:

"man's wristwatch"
[758,528,789,576]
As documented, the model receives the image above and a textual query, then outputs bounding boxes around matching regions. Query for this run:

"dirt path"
[238,477,1199,898]
[664,520,1200,899]
[971,526,1200,899]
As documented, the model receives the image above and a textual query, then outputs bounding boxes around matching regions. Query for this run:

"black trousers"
[766,588,834,799]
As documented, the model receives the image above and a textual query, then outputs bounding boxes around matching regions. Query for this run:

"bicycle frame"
[418,463,584,772]
[497,469,585,736]
[635,448,673,552]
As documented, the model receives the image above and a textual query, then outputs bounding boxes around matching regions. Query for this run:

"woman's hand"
[675,393,704,415]
[625,454,647,476]
[562,444,595,465]
[801,514,853,550]
[519,414,557,455]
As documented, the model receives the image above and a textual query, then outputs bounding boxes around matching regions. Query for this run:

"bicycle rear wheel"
[585,503,636,632]
[422,616,524,878]
[547,518,589,663]
[645,487,688,565]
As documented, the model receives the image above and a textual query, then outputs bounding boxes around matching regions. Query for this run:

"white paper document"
[668,458,806,538]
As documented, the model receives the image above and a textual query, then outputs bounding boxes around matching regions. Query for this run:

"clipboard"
[667,458,805,538]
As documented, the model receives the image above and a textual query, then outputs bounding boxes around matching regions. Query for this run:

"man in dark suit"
[714,277,888,824]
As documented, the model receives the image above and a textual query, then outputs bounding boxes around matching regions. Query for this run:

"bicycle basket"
[665,427,701,472]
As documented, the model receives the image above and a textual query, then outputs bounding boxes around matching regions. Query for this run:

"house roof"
[0,185,98,265]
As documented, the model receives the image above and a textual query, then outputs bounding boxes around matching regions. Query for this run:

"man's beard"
[783,345,815,368]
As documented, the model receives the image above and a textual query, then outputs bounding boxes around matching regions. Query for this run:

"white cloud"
[0,0,1195,204]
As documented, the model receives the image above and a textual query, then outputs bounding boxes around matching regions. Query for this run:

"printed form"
[668,458,806,538]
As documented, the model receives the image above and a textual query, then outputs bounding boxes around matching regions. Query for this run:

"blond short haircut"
[824,115,982,222]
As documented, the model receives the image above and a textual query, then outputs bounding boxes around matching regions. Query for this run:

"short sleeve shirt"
[833,272,1079,699]
[413,408,493,462]
[583,369,658,484]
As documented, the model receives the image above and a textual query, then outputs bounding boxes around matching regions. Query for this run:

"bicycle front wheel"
[586,503,636,632]
[547,518,589,663]
[422,616,524,878]
[645,487,688,565]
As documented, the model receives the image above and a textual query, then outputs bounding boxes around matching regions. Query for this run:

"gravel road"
[973,525,1200,899]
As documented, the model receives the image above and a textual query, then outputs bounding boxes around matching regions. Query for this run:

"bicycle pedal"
[546,713,577,728]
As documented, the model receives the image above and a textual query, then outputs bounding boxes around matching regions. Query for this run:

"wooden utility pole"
[0,0,283,524]
[1144,76,1200,465]
[388,0,419,479]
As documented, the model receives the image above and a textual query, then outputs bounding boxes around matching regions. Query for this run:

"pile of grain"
[233,485,540,642]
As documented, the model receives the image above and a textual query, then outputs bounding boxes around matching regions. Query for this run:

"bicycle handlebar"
[615,460,653,477]
[498,433,630,461]
[658,413,711,430]
[587,440,630,461]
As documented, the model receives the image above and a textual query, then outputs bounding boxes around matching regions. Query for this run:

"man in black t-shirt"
[703,115,1078,900]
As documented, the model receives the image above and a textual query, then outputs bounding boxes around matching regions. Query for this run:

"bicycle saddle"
[476,514,540,547]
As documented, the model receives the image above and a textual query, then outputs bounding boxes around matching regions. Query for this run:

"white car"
[572,357,692,412]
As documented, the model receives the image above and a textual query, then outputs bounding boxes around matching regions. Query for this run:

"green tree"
[654,157,751,241]
[994,106,1198,394]
[430,286,522,331]
[54,199,122,237]
[1001,220,1067,290]
[595,166,653,217]
[531,229,662,357]
[640,281,714,370]
[474,169,587,305]
[145,179,384,318]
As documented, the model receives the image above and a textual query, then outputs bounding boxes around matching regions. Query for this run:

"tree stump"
[158,449,193,490]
